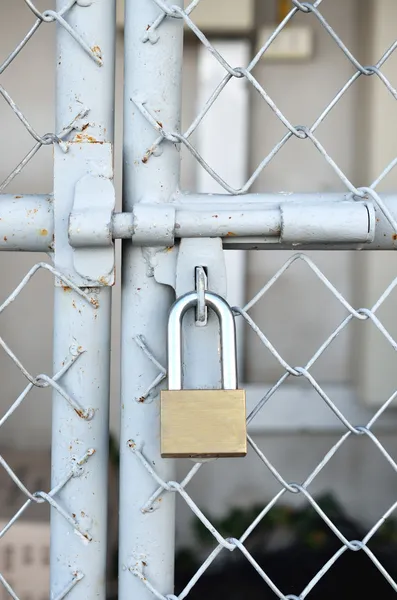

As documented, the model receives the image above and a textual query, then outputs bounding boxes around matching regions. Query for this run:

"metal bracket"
[175,238,227,390]
[69,174,115,285]
[195,266,208,326]
[55,142,115,287]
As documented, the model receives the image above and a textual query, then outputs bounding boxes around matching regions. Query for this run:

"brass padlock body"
[161,389,247,458]
[160,290,247,459]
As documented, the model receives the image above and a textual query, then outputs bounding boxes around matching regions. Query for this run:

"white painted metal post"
[51,1,115,599]
[119,1,183,599]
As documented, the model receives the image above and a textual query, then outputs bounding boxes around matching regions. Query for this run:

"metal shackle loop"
[167,291,238,391]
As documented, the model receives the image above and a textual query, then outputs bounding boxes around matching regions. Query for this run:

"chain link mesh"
[3,0,397,598]
[0,263,98,599]
[128,1,397,598]
[131,244,397,597]
[0,0,98,193]
[0,3,102,597]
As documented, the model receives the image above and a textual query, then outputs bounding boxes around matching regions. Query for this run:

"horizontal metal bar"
[113,194,375,247]
[3,192,397,251]
[0,194,53,251]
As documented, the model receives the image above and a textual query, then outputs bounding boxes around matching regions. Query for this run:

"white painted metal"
[175,237,227,395]
[51,2,115,599]
[119,2,183,600]
[111,199,374,245]
[55,144,115,286]
[0,193,385,250]
[0,194,53,251]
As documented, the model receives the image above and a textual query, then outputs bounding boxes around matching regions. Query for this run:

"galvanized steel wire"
[0,0,98,193]
[129,1,397,598]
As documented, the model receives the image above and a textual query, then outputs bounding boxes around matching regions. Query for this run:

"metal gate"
[1,1,397,599]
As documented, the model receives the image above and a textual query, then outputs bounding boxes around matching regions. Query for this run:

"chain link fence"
[0,0,101,193]
[126,1,397,599]
[2,1,397,599]
[131,248,397,596]
[0,2,112,599]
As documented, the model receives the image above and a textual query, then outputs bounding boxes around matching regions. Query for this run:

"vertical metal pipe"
[119,1,183,599]
[51,1,115,598]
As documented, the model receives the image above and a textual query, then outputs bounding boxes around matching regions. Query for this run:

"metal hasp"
[160,290,247,459]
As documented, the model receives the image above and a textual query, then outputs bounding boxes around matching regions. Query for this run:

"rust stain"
[212,214,219,218]
[393,234,397,241]
[81,510,85,517]
[157,121,163,128]
[91,45,102,60]
[73,132,103,144]
[128,440,136,449]
[14,195,23,199]
[40,228,48,236]
[226,231,237,237]
[26,208,39,217]
[98,275,109,285]
[142,561,147,567]
[3,236,7,242]
[90,297,100,309]
[74,408,85,419]
[142,154,149,164]
[138,396,145,403]
[81,122,90,131]
[62,286,71,293]
[72,513,76,519]
[72,300,76,309]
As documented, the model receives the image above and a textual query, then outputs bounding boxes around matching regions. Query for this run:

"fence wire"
[132,248,397,598]
[127,1,397,598]
[3,0,397,599]
[0,263,98,600]
[0,0,98,193]
[0,2,105,598]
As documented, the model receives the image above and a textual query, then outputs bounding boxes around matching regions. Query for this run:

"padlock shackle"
[167,291,238,391]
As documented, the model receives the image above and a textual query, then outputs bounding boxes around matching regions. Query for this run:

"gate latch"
[69,173,115,286]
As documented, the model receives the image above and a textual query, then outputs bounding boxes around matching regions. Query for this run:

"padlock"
[160,290,247,458]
